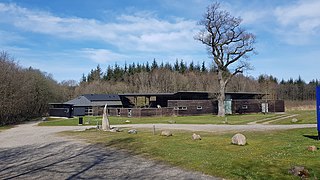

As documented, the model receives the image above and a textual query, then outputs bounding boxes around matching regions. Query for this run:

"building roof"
[64,94,122,107]
[83,94,121,101]
[119,93,175,96]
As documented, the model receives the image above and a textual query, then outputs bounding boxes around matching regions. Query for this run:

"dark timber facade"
[49,91,285,118]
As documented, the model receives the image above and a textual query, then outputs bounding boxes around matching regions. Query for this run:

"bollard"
[317,86,320,140]
[78,116,83,125]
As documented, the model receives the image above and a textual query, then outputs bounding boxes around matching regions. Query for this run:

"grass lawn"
[271,110,316,124]
[39,113,282,126]
[64,127,320,180]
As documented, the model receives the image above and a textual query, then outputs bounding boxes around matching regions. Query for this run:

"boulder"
[128,129,137,134]
[231,133,246,146]
[160,130,172,137]
[110,127,120,132]
[192,133,201,140]
[291,118,298,123]
[167,120,176,124]
[125,120,131,123]
[307,145,317,152]
[288,166,310,178]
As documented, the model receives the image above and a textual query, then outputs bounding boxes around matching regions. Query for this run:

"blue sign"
[317,86,320,132]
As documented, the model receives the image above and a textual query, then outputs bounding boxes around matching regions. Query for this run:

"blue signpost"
[317,86,320,140]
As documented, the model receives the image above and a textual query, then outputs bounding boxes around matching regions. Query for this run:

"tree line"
[77,61,319,102]
[0,52,67,125]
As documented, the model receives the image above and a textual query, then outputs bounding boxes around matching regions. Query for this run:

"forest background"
[0,52,318,125]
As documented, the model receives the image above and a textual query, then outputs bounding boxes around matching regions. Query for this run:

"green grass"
[0,125,14,131]
[39,113,282,126]
[64,128,320,180]
[271,110,316,124]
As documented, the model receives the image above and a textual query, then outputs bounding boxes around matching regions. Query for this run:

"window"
[117,109,121,116]
[85,107,93,116]
[242,105,248,109]
[174,106,187,110]
[197,106,203,110]
[128,109,132,117]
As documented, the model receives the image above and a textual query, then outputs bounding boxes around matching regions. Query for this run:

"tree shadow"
[303,135,320,141]
[0,141,216,179]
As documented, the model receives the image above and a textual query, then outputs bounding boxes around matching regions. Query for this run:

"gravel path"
[0,122,219,180]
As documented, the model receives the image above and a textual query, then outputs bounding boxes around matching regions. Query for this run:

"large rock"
[110,127,120,132]
[160,130,172,137]
[167,120,176,124]
[291,118,299,123]
[231,133,246,146]
[192,133,201,140]
[288,166,310,178]
[307,145,317,152]
[128,129,137,134]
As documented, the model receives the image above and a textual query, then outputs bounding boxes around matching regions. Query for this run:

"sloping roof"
[65,96,91,106]
[64,94,122,107]
[83,94,121,101]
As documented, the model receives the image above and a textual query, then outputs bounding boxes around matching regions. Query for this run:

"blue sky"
[0,0,319,82]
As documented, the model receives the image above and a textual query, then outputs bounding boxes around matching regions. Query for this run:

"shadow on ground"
[303,135,320,141]
[0,141,217,180]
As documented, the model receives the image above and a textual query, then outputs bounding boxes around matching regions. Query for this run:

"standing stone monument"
[102,103,110,131]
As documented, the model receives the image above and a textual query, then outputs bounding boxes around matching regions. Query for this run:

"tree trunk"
[217,71,226,117]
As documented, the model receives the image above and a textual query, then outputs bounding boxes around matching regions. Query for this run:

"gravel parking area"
[0,122,218,180]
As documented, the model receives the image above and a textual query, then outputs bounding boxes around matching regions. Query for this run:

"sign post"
[317,86,320,140]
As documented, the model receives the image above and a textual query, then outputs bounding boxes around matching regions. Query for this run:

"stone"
[291,118,298,123]
[125,120,131,123]
[110,127,120,132]
[128,129,137,134]
[307,145,317,152]
[288,166,310,178]
[42,117,47,121]
[167,120,176,124]
[231,133,246,146]
[192,133,201,140]
[102,104,110,131]
[160,130,172,137]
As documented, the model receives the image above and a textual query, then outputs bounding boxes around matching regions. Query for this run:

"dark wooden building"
[49,91,285,117]
[49,94,122,117]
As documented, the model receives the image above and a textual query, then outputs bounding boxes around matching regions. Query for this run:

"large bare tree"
[195,2,255,116]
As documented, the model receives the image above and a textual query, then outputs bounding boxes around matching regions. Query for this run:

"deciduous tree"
[195,2,255,116]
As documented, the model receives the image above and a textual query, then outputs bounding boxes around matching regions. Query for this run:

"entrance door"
[262,103,269,113]
[224,100,232,115]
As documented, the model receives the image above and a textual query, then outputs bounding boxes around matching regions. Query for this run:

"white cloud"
[0,3,201,54]
[274,0,320,44]
[80,48,127,63]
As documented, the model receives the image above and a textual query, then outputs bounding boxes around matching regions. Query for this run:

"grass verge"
[64,127,320,180]
[39,113,282,126]
[0,125,14,132]
[271,110,316,124]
